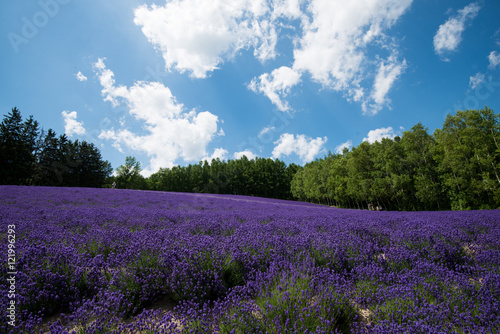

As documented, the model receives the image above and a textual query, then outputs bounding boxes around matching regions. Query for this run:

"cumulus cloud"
[233,150,258,160]
[363,127,396,143]
[469,72,485,89]
[247,0,411,114]
[62,110,86,137]
[248,66,301,111]
[433,2,481,59]
[202,148,229,163]
[75,71,87,82]
[272,133,327,163]
[93,58,222,175]
[294,0,410,87]
[133,0,301,79]
[135,0,411,114]
[288,0,411,114]
[489,51,500,69]
[335,140,352,154]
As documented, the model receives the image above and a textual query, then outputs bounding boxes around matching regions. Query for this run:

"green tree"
[116,156,146,189]
[292,107,499,210]
[34,132,112,188]
[435,107,500,209]
[346,141,374,209]
[326,153,349,208]
[1,107,112,188]
[35,129,63,185]
[291,168,307,201]
[284,163,301,200]
[0,108,40,185]
[370,138,401,210]
[400,123,443,210]
[70,140,113,187]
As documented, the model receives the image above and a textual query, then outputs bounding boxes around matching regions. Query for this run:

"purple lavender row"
[0,186,499,333]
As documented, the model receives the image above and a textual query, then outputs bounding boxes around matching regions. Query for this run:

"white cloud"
[364,55,406,114]
[363,127,396,143]
[335,140,352,154]
[259,125,276,138]
[294,0,410,95]
[469,72,485,89]
[133,0,300,79]
[93,58,129,107]
[202,148,229,163]
[433,2,481,59]
[251,0,411,114]
[135,0,410,114]
[488,51,500,69]
[61,110,86,137]
[233,150,258,160]
[248,66,301,111]
[294,0,411,87]
[93,58,222,175]
[75,71,87,82]
[272,133,327,163]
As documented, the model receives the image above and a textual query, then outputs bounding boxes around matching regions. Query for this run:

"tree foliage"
[0,107,40,185]
[292,107,500,210]
[148,157,299,200]
[4,107,498,210]
[115,156,147,189]
[0,108,112,187]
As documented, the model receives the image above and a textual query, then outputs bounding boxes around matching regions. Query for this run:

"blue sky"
[1,0,500,176]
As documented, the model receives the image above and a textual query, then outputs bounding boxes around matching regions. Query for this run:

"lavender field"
[1,186,499,333]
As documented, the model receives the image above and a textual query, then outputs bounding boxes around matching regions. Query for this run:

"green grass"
[308,245,350,272]
[221,255,245,289]
[82,238,115,260]
[354,279,386,306]
[373,297,416,325]
[218,274,356,334]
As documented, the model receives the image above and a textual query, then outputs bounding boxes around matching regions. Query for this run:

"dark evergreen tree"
[0,108,40,185]
[1,108,112,187]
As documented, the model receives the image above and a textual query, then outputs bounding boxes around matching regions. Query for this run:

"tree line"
[132,156,300,200]
[4,106,499,211]
[0,108,113,187]
[291,107,500,210]
[114,155,299,200]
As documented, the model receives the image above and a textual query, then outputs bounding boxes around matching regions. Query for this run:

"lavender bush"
[1,186,499,333]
